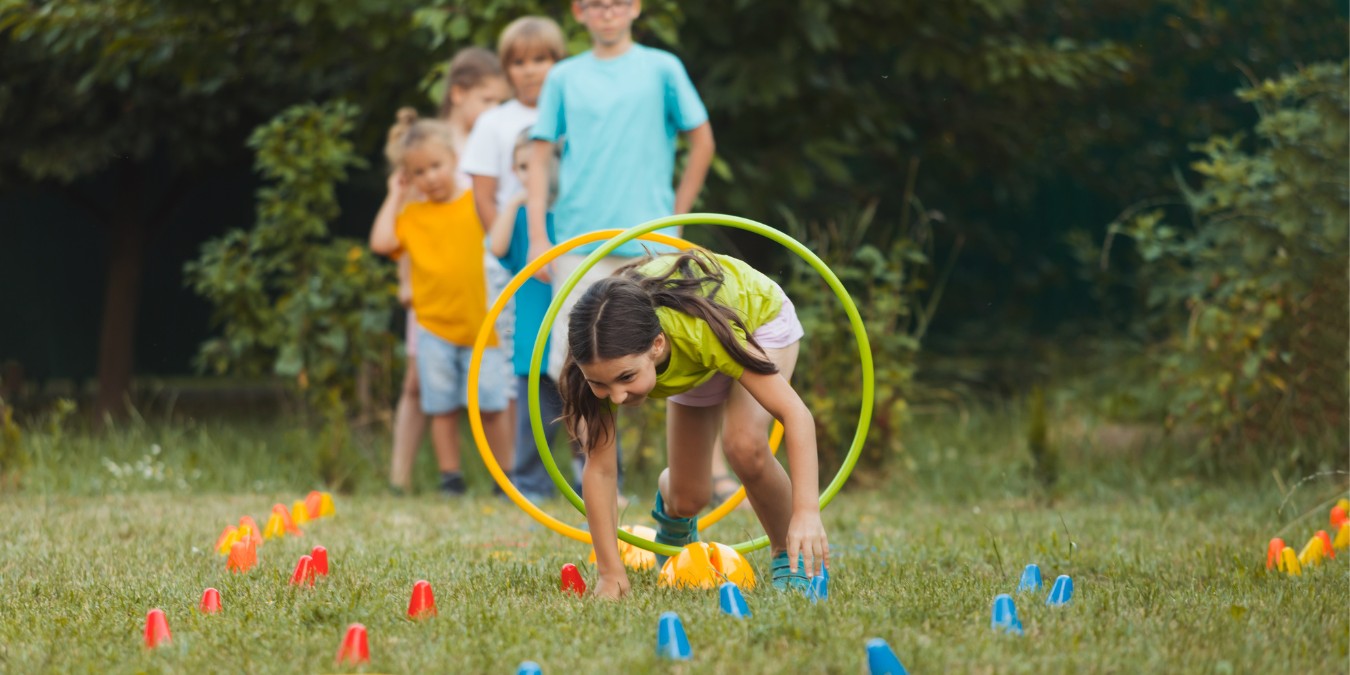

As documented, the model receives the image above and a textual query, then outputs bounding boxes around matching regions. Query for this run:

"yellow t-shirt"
[635,253,784,399]
[394,191,496,347]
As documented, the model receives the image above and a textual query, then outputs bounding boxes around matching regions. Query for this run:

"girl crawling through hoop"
[558,249,827,599]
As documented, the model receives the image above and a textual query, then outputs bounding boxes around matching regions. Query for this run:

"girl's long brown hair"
[560,250,778,451]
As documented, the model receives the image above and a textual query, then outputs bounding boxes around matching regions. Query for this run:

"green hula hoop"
[530,213,874,555]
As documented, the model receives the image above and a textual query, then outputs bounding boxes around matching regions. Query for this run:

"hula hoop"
[466,229,783,552]
[528,213,872,556]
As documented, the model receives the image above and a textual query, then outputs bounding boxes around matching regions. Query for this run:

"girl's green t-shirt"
[635,254,785,399]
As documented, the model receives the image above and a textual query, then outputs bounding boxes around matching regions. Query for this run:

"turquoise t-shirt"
[530,44,708,257]
[498,207,555,376]
[635,254,785,400]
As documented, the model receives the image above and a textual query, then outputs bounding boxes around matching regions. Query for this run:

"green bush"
[782,191,956,481]
[1111,61,1348,455]
[184,102,397,488]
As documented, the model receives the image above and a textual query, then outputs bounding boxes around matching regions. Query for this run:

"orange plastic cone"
[199,587,222,614]
[1316,530,1335,560]
[1331,505,1348,530]
[311,546,329,576]
[215,525,240,555]
[244,534,258,568]
[289,555,316,586]
[291,500,311,526]
[657,542,757,590]
[407,580,437,619]
[560,563,586,596]
[263,512,286,540]
[335,623,370,665]
[1265,537,1285,570]
[238,517,263,547]
[305,491,323,521]
[274,503,302,536]
[144,608,171,649]
[227,541,252,573]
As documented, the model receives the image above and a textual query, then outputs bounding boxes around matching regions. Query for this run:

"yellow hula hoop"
[466,228,784,547]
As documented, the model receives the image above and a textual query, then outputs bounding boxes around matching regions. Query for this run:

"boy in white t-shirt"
[462,16,567,227]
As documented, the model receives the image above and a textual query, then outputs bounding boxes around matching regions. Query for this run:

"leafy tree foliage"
[1111,61,1347,450]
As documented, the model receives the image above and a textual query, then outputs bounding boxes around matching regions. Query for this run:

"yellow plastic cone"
[1338,498,1349,513]
[1281,546,1302,576]
[291,500,311,526]
[215,526,241,556]
[589,525,658,571]
[1298,535,1325,567]
[263,512,286,540]
[657,542,756,590]
[1335,523,1349,550]
[317,492,336,518]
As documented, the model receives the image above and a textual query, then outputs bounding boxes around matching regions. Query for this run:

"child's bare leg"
[722,342,799,554]
[658,402,720,517]
[485,401,515,473]
[430,412,460,473]
[389,359,425,491]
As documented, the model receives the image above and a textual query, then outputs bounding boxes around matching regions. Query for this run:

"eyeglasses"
[581,0,633,16]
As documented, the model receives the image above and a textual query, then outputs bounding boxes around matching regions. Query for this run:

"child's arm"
[487,193,527,259]
[471,175,499,232]
[673,122,715,215]
[369,170,406,255]
[582,425,630,600]
[525,139,555,280]
[737,369,828,577]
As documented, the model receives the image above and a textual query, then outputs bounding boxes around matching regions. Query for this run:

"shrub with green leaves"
[1112,61,1348,451]
[185,102,397,486]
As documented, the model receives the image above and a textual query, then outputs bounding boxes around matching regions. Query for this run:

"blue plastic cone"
[1047,574,1074,606]
[808,574,829,603]
[655,612,692,660]
[718,582,751,618]
[865,638,909,675]
[516,661,543,675]
[991,593,1024,635]
[1017,563,1043,592]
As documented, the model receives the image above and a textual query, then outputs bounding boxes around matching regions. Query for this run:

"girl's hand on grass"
[592,571,630,600]
[787,510,829,578]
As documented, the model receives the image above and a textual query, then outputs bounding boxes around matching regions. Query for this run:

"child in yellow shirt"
[370,113,509,495]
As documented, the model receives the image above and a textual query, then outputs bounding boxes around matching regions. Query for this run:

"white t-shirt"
[460,99,539,209]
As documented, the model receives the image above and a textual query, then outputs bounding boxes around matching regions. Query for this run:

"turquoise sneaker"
[770,551,810,592]
[652,491,699,570]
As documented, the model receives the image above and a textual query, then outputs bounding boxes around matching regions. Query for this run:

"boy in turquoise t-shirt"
[525,0,715,383]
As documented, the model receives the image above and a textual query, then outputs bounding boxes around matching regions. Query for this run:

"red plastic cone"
[289,554,316,586]
[335,623,370,665]
[305,491,324,522]
[407,579,437,619]
[560,563,586,596]
[1316,530,1336,560]
[199,587,222,614]
[144,608,171,649]
[310,546,329,576]
[1266,537,1286,570]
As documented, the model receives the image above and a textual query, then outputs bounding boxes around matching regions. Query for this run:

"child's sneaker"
[439,471,466,496]
[652,491,698,569]
[770,551,810,592]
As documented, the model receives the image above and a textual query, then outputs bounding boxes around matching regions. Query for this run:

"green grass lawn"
[1,410,1347,673]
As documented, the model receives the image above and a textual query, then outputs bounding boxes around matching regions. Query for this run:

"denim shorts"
[416,324,510,415]
[667,289,805,408]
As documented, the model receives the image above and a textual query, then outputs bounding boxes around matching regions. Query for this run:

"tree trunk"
[93,167,147,421]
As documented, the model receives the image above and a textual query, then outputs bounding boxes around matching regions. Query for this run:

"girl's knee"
[723,433,771,478]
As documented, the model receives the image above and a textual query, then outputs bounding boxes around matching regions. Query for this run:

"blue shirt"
[499,207,556,376]
[531,44,708,257]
